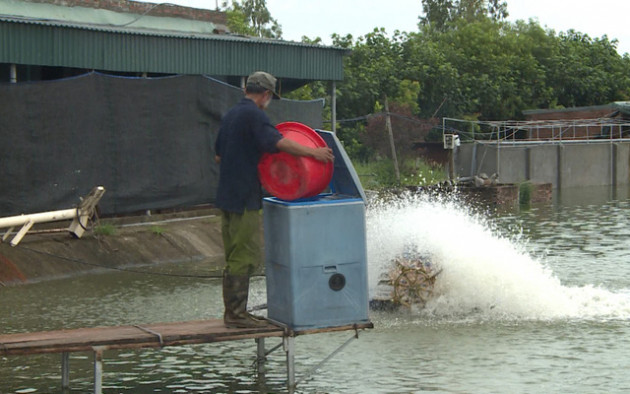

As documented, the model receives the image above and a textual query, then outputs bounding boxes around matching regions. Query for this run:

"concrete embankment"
[0,209,227,286]
[457,140,630,188]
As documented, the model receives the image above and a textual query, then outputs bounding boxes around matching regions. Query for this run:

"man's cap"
[247,71,280,99]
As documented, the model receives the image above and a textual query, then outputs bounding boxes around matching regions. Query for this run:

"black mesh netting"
[0,72,324,216]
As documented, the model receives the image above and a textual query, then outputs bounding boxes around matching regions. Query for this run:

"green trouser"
[220,209,262,276]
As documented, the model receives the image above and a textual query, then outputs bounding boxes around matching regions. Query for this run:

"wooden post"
[470,142,478,178]
[557,144,563,189]
[448,150,455,181]
[384,95,400,183]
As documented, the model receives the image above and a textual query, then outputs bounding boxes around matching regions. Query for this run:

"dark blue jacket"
[214,98,282,213]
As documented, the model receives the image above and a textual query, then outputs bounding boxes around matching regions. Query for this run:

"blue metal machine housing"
[263,130,369,330]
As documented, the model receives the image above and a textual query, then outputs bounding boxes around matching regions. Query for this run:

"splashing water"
[366,192,630,321]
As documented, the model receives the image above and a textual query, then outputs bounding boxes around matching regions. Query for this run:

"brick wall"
[524,105,617,121]
[522,104,618,139]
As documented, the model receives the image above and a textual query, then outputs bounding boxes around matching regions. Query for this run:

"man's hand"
[277,138,335,162]
[311,147,334,163]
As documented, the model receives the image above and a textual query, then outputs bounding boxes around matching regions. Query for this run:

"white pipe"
[0,209,78,229]
[0,186,105,245]
[94,348,104,394]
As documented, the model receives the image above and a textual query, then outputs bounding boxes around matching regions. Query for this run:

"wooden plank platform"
[0,319,373,393]
[0,319,285,356]
[0,320,374,356]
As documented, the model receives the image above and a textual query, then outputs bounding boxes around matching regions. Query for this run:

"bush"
[352,158,447,190]
[519,181,532,206]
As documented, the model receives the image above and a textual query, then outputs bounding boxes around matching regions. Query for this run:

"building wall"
[524,105,617,121]
[522,105,619,139]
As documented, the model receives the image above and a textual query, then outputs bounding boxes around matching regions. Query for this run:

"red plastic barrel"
[258,122,333,200]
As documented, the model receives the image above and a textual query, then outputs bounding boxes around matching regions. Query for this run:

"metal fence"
[442,117,630,143]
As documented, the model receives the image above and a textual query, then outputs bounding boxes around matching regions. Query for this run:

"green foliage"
[420,0,508,31]
[333,8,630,125]
[94,224,116,236]
[334,123,371,162]
[221,0,281,38]
[519,181,533,206]
[547,30,630,107]
[333,29,410,121]
[255,0,630,157]
[283,82,328,102]
[150,225,166,235]
[353,158,447,189]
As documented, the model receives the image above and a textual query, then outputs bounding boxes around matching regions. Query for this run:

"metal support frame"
[61,352,70,391]
[296,329,360,388]
[267,328,363,392]
[48,325,367,392]
[256,338,266,375]
[93,347,105,394]
[284,336,296,390]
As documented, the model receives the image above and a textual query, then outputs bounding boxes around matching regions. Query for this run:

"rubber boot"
[223,272,267,328]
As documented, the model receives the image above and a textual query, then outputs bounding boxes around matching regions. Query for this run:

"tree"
[420,0,508,31]
[546,30,630,107]
[221,0,282,38]
[420,0,454,31]
[286,0,630,159]
[343,29,411,181]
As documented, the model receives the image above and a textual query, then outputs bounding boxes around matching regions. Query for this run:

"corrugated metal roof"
[614,101,630,116]
[0,0,349,81]
[0,0,229,35]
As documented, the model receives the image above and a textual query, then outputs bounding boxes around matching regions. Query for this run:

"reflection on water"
[503,186,630,290]
[2,185,630,393]
[2,270,224,334]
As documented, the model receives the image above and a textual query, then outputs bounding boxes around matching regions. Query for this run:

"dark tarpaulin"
[0,72,324,216]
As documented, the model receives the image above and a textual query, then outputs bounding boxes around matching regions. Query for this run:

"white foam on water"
[366,193,630,320]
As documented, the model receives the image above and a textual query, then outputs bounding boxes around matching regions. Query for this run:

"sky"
[144,0,630,56]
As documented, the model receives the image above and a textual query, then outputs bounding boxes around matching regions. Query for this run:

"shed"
[0,0,349,93]
[0,0,349,216]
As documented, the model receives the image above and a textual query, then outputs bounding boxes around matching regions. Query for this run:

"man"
[214,71,334,328]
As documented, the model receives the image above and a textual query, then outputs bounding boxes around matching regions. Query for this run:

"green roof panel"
[0,0,348,81]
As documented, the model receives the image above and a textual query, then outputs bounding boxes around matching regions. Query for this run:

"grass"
[150,225,166,235]
[519,181,533,206]
[94,223,116,236]
[352,158,448,190]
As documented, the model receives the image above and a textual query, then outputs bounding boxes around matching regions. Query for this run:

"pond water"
[2,185,630,393]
